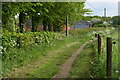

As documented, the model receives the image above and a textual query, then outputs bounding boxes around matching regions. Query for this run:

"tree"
[91,18,101,23]
[112,16,120,25]
[2,2,33,32]
[2,2,91,32]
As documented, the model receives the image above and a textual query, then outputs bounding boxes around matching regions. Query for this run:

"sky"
[85,0,119,17]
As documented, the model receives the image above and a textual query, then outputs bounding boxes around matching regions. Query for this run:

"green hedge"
[2,27,115,57]
[2,30,65,52]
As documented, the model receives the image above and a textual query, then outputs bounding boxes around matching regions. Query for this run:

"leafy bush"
[2,31,65,52]
[69,27,115,39]
[2,31,65,61]
[92,24,108,27]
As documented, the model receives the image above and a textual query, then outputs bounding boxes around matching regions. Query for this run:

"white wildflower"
[0,46,3,49]
[116,70,119,73]
[93,31,96,34]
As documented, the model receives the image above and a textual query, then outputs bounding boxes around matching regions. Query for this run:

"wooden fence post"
[66,16,68,36]
[106,37,112,78]
[95,33,98,37]
[98,34,102,55]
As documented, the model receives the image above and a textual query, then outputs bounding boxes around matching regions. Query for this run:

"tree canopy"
[2,2,91,32]
[112,16,120,25]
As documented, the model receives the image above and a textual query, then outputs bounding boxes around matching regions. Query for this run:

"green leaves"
[44,8,49,13]
[2,31,66,54]
[112,16,120,25]
[2,2,91,32]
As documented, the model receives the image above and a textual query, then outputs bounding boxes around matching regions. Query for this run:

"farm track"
[8,42,80,78]
[52,41,89,79]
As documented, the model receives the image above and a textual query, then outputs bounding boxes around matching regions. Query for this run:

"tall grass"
[91,30,119,78]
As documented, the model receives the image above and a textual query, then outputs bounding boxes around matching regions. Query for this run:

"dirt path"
[8,42,80,78]
[52,41,89,79]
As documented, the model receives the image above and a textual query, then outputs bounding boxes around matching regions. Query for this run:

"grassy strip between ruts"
[67,40,96,78]
[26,41,83,78]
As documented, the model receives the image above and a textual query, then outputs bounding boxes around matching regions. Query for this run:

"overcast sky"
[85,0,119,17]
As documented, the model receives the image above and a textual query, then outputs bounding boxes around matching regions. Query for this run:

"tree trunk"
[32,16,37,32]
[53,24,57,32]
[48,23,53,31]
[43,20,47,31]
[19,12,25,33]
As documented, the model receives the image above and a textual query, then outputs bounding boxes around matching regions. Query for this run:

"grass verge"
[91,30,119,78]
[67,41,96,78]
